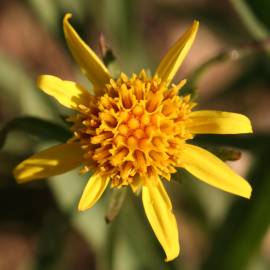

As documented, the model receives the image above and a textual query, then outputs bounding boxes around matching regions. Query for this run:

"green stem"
[106,218,119,270]
[230,0,269,40]
[183,37,270,97]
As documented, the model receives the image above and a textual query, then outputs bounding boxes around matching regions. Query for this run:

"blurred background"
[1,0,270,269]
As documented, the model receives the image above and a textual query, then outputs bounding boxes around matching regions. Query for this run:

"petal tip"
[13,164,35,184]
[36,75,56,93]
[36,75,46,89]
[78,199,93,212]
[78,196,88,211]
[241,114,253,134]
[63,14,73,35]
[13,167,23,183]
[191,20,200,33]
[64,13,72,23]
[165,247,180,262]
[193,20,200,26]
[180,78,187,85]
[78,203,86,212]
[244,184,252,199]
[248,122,253,134]
[36,75,55,90]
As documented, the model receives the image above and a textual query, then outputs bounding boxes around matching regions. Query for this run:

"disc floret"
[69,70,196,190]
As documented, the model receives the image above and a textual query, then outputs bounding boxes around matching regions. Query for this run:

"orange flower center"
[68,70,195,190]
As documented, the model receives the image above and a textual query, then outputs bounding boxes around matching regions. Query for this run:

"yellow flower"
[14,14,252,261]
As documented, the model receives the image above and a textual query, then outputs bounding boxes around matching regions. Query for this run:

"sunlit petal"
[187,110,253,134]
[14,143,84,183]
[142,179,179,261]
[63,13,111,95]
[181,144,252,198]
[78,173,109,211]
[37,75,91,111]
[155,21,199,85]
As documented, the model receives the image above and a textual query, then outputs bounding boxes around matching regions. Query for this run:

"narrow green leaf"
[230,0,270,40]
[193,134,270,151]
[0,117,71,149]
[201,150,270,270]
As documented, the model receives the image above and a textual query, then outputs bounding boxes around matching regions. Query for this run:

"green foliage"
[0,117,71,149]
[202,150,270,270]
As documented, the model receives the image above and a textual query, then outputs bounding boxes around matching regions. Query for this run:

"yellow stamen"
[134,150,147,173]
[111,147,129,166]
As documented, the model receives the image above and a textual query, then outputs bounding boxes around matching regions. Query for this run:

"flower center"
[69,70,195,190]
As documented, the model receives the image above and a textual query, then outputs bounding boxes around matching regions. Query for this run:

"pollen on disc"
[118,124,129,135]
[151,114,159,125]
[133,105,144,116]
[134,129,144,139]
[145,126,155,137]
[127,136,137,147]
[119,111,129,122]
[139,138,148,149]
[128,118,140,129]
[152,136,162,146]
[141,114,150,125]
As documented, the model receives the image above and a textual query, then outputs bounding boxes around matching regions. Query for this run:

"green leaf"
[230,0,270,40]
[193,134,270,152]
[0,117,71,149]
[245,0,270,30]
[201,150,270,270]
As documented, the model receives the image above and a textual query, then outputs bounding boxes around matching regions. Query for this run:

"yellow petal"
[187,110,253,134]
[142,180,179,261]
[14,143,84,183]
[37,75,91,111]
[63,13,111,95]
[181,144,252,198]
[155,21,199,85]
[78,173,109,211]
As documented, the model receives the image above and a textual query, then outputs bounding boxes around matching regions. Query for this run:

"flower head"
[14,14,252,261]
